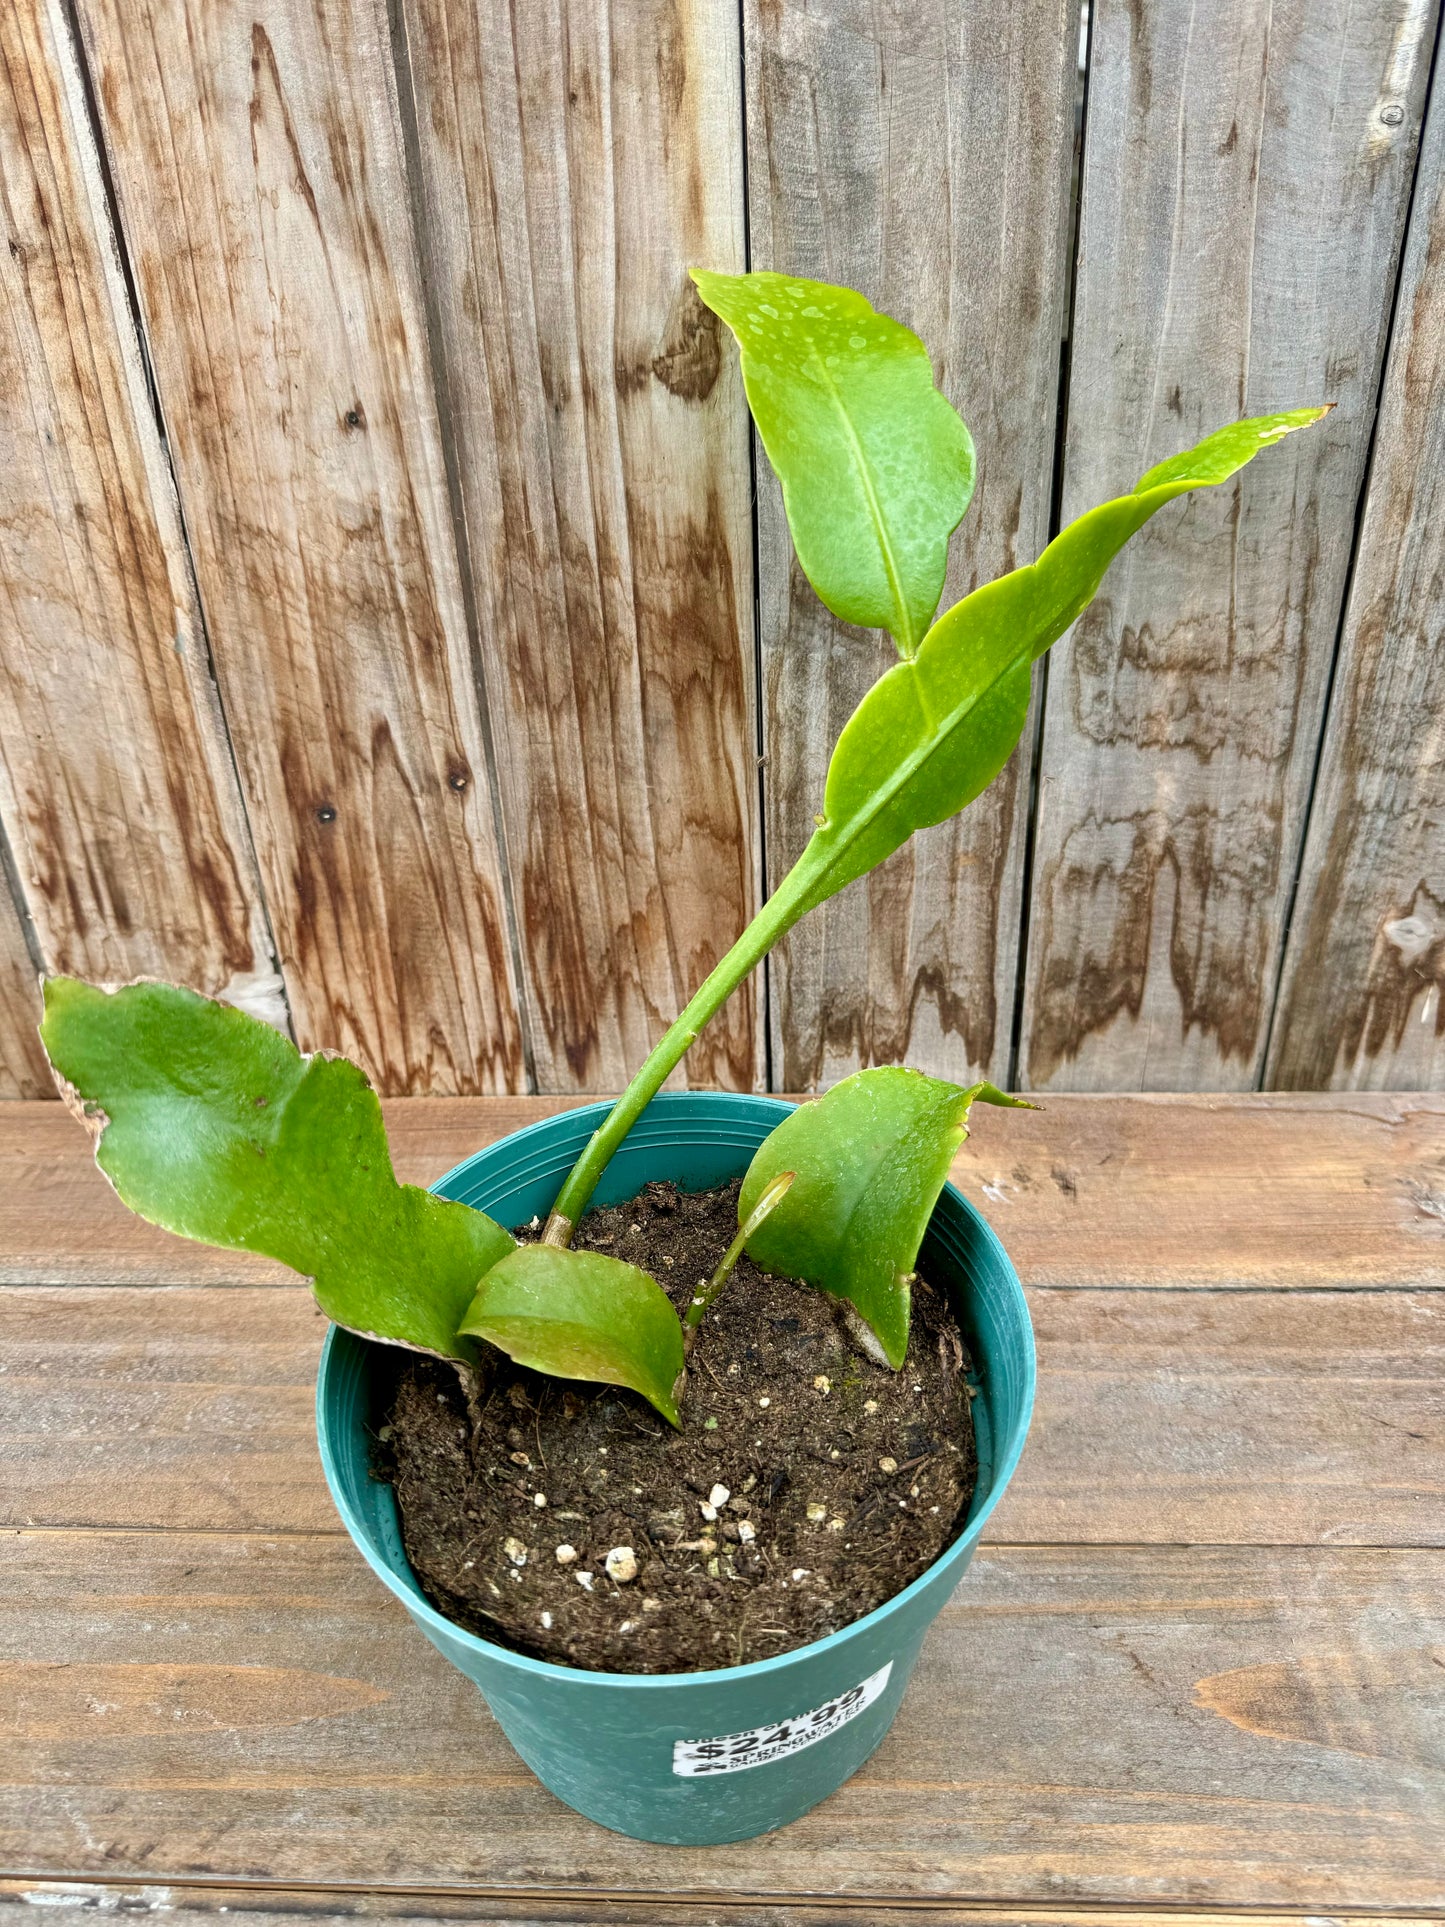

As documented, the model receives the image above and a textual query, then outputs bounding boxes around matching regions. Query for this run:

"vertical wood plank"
[747,0,1081,1091]
[0,880,46,1097]
[0,0,280,1020]
[395,0,760,1094]
[73,0,524,1094]
[1267,67,1445,1090]
[1020,0,1438,1092]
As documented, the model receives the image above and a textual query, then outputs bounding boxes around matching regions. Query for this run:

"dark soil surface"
[379,1179,977,1674]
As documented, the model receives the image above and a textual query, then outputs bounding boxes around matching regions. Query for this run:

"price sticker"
[671,1662,892,1776]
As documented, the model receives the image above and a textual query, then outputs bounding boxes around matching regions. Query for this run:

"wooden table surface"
[2,1093,1443,1924]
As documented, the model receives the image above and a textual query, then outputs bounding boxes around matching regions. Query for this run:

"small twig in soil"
[695,1353,728,1394]
[845,1490,887,1532]
[452,1359,491,1444]
[617,1408,667,1441]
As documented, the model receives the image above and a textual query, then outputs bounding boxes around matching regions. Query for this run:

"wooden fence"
[1,0,1442,1099]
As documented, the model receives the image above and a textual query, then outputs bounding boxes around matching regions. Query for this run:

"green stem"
[542,847,829,1245]
[681,1169,795,1355]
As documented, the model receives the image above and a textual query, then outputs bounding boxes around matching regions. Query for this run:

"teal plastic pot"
[316,1092,1033,1845]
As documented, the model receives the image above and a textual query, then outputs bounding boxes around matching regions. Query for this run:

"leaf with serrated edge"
[739,1068,1030,1369]
[781,408,1330,918]
[460,1244,686,1428]
[39,978,513,1362]
[693,269,975,655]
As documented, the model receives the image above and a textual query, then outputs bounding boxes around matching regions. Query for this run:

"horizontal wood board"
[5,1093,1442,1290]
[0,1890,1434,1927]
[3,1280,1441,1547]
[3,1530,1442,1907]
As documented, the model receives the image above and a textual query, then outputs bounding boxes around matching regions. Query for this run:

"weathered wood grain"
[71,0,523,1094]
[0,884,45,1098]
[1020,0,1439,1091]
[0,1287,325,1531]
[4,1093,1443,1288]
[4,1531,1441,1905]
[745,0,1080,1090]
[0,0,279,1022]
[991,1285,1445,1547]
[1267,65,1445,1090]
[396,0,760,1095]
[949,1090,1445,1288]
[5,1281,1440,1547]
[0,1889,1428,1927]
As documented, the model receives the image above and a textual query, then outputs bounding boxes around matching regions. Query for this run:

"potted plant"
[38,271,1324,1845]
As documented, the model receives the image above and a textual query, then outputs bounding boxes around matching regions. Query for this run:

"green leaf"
[738,1068,1030,1369]
[39,977,513,1362]
[788,407,1329,914]
[460,1244,685,1428]
[692,269,975,655]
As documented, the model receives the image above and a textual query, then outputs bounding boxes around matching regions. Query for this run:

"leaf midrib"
[805,607,1031,898]
[808,345,919,653]
[829,1104,963,1269]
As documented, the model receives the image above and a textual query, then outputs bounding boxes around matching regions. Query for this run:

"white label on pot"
[671,1661,892,1776]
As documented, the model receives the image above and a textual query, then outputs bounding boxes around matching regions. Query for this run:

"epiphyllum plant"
[40,273,1326,1428]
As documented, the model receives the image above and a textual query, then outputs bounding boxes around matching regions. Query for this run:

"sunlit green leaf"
[784,408,1329,916]
[692,269,974,655]
[460,1244,685,1428]
[39,977,512,1362]
[739,1068,1030,1368]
